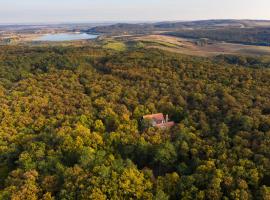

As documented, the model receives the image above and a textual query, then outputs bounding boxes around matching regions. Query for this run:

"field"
[103,40,126,51]
[134,34,270,57]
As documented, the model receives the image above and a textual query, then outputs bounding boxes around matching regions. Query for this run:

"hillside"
[0,45,270,199]
[88,19,270,47]
[165,27,270,46]
[88,19,270,34]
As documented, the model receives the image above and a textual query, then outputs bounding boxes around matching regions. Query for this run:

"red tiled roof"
[143,113,164,121]
[143,113,175,128]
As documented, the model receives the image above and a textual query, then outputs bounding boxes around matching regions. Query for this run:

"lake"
[34,33,98,42]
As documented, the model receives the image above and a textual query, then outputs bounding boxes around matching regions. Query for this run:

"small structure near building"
[142,113,175,129]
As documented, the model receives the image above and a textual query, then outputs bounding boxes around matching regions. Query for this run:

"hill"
[165,27,270,46]
[88,19,270,46]
[88,19,270,34]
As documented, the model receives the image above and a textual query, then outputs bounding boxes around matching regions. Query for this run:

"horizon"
[1,18,270,26]
[1,0,270,24]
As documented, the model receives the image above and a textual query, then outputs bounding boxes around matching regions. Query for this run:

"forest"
[166,27,270,46]
[0,44,270,200]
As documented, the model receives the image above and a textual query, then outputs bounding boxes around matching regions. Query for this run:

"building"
[143,113,175,129]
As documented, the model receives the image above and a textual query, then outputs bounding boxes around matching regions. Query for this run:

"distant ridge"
[88,19,270,34]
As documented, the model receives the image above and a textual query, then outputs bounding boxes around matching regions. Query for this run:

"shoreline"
[0,31,99,44]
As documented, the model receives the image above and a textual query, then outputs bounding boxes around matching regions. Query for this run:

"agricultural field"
[134,35,270,57]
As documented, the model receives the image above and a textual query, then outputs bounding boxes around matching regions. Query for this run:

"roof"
[143,113,175,129]
[143,113,164,121]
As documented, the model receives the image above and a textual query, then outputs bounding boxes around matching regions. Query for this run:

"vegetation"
[103,40,126,51]
[215,54,270,68]
[166,27,270,46]
[0,44,270,199]
[141,40,178,48]
[88,20,270,35]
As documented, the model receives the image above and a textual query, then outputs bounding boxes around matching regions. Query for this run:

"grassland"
[103,40,126,51]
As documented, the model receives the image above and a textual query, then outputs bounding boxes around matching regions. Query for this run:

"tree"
[260,186,270,200]
[154,142,177,173]
[94,120,105,133]
[119,167,153,199]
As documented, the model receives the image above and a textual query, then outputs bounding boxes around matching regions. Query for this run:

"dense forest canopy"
[0,44,270,199]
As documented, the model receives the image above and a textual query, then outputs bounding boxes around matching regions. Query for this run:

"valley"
[2,19,270,58]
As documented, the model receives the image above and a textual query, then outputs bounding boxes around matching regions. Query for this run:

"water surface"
[34,33,98,42]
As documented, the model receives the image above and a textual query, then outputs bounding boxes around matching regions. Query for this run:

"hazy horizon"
[1,19,270,26]
[1,0,270,24]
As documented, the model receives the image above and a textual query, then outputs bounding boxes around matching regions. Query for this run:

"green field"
[103,41,126,51]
